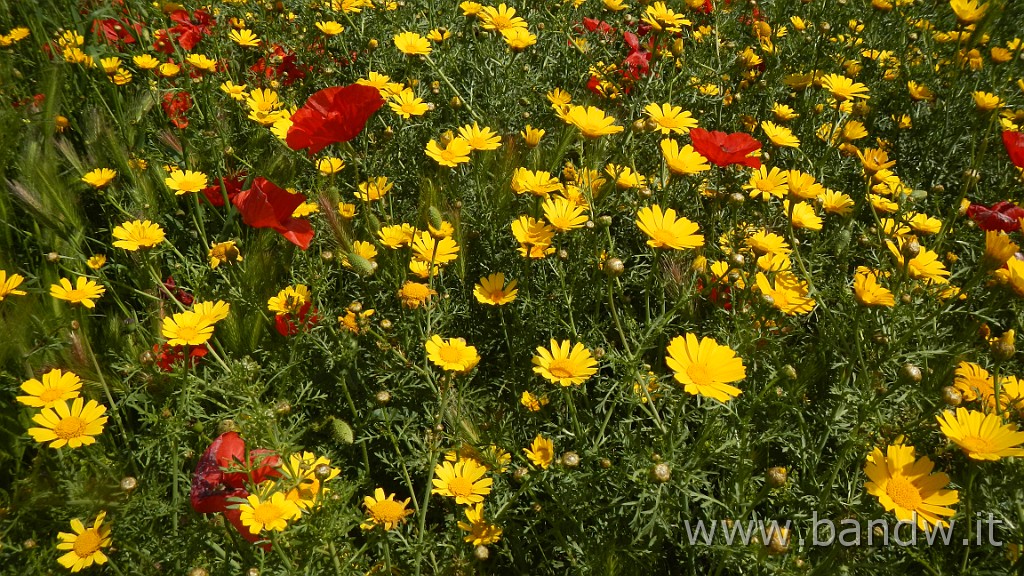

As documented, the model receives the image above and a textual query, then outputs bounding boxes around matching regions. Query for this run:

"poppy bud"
[428,206,444,230]
[650,463,671,483]
[942,386,962,406]
[603,257,625,277]
[347,253,375,277]
[330,418,354,444]
[900,364,922,384]
[766,466,788,487]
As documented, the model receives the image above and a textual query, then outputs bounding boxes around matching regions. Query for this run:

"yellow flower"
[394,31,431,55]
[0,269,27,301]
[356,176,393,201]
[50,277,105,308]
[193,300,230,326]
[523,434,554,469]
[756,272,816,315]
[458,122,501,151]
[1001,258,1024,297]
[972,91,1004,112]
[642,1,691,33]
[480,3,527,32]
[268,285,310,315]
[246,88,284,126]
[185,53,216,72]
[950,0,988,25]
[938,407,1024,460]
[521,125,544,147]
[112,220,165,251]
[644,102,697,135]
[771,103,799,122]
[863,443,958,530]
[543,196,588,231]
[425,335,481,373]
[636,205,704,250]
[316,21,345,36]
[209,241,242,269]
[162,311,214,346]
[432,459,492,505]
[665,333,745,402]
[512,168,563,196]
[229,28,261,47]
[17,369,82,409]
[660,139,710,176]
[389,88,430,118]
[853,268,894,307]
[282,452,340,511]
[165,169,208,195]
[819,190,854,216]
[411,231,460,264]
[786,201,822,231]
[761,121,800,148]
[317,157,346,175]
[458,504,503,545]
[28,397,107,449]
[81,168,116,189]
[532,339,599,386]
[886,239,950,284]
[520,391,548,411]
[56,512,112,573]
[361,488,413,530]
[746,230,790,256]
[511,216,556,259]
[238,492,301,534]
[474,272,518,305]
[907,80,936,102]
[603,0,628,10]
[398,281,436,309]
[133,54,159,70]
[821,73,870,101]
[425,137,472,167]
[220,81,247,101]
[744,166,788,200]
[158,61,180,77]
[565,105,624,138]
[502,27,537,50]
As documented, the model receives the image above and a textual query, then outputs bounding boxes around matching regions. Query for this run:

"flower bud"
[513,467,530,483]
[599,457,611,469]
[603,257,625,277]
[782,365,797,380]
[218,419,239,434]
[942,386,962,406]
[314,464,333,481]
[899,364,922,384]
[766,466,787,487]
[649,462,671,483]
[189,569,209,576]
[474,545,489,561]
[120,476,138,492]
[375,390,392,405]
[901,238,921,260]
[561,451,580,468]
[992,331,1016,361]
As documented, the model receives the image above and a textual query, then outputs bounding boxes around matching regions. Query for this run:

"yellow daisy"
[937,407,1024,461]
[665,333,745,402]
[56,512,112,573]
[28,397,108,449]
[432,459,492,505]
[532,339,599,386]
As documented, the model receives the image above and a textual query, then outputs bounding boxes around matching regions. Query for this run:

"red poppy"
[168,9,215,51]
[231,177,314,249]
[286,84,384,155]
[162,276,194,306]
[153,343,207,371]
[689,128,762,169]
[967,201,1024,232]
[190,432,281,546]
[251,45,310,87]
[162,91,192,129]
[274,301,319,336]
[92,18,141,45]
[200,173,247,207]
[1003,131,1024,169]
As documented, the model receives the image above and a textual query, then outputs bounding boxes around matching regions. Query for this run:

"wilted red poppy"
[200,173,247,207]
[153,343,207,371]
[1003,131,1024,169]
[231,177,314,250]
[93,18,141,45]
[967,201,1024,232]
[251,44,310,87]
[190,432,281,546]
[274,301,319,336]
[286,84,384,155]
[690,128,762,169]
[162,91,192,129]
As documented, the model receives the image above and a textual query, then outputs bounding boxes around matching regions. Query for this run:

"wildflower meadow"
[3,0,1024,574]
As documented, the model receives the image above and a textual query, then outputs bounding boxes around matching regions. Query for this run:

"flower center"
[885,475,923,511]
[53,416,87,440]
[175,325,199,341]
[438,345,464,365]
[686,363,714,388]
[64,289,87,302]
[371,499,407,523]
[651,228,678,246]
[547,360,575,379]
[957,435,994,455]
[253,503,284,525]
[447,476,476,498]
[73,529,102,558]
[39,388,67,403]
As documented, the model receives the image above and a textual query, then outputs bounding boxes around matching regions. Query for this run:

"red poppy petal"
[286,84,383,155]
[1003,131,1024,169]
